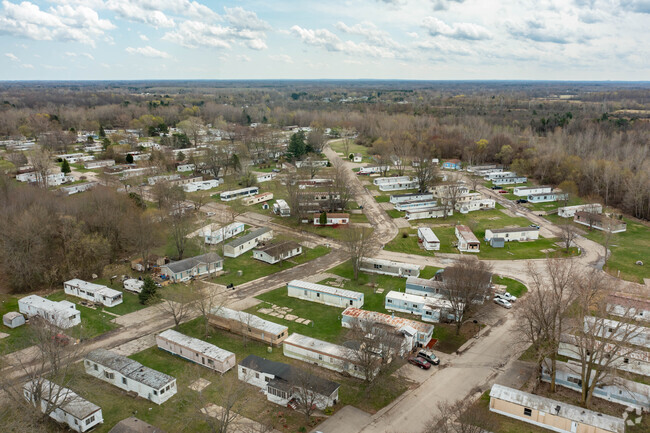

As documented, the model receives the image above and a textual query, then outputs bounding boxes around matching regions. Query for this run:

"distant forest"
[1,80,649,220]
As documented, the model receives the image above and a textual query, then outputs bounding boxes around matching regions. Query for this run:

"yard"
[328,139,372,160]
[47,291,120,339]
[384,208,578,260]
[492,276,528,298]
[211,245,331,286]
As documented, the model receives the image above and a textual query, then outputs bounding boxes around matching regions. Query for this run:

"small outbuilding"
[3,311,25,328]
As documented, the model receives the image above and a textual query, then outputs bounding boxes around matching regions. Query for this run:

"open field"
[212,245,331,286]
[329,140,372,160]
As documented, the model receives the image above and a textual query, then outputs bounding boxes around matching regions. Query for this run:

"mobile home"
[492,176,528,185]
[243,192,273,206]
[159,252,223,282]
[287,280,364,308]
[557,204,603,218]
[489,384,624,433]
[84,349,177,405]
[23,379,103,432]
[573,212,627,233]
[359,257,421,278]
[223,227,273,258]
[607,292,650,323]
[417,227,440,250]
[394,199,438,212]
[203,222,245,245]
[64,279,123,307]
[513,186,552,197]
[220,186,260,201]
[527,192,568,203]
[390,192,434,204]
[208,307,288,346]
[341,307,434,347]
[273,199,291,217]
[405,206,453,221]
[238,355,340,409]
[456,199,496,214]
[313,213,350,226]
[18,295,81,329]
[385,291,459,323]
[156,329,236,374]
[484,227,539,242]
[455,225,480,252]
[253,241,302,264]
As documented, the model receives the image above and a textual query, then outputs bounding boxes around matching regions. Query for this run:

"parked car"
[498,190,508,194]
[206,211,216,217]
[516,199,528,203]
[529,224,540,229]
[491,186,501,190]
[494,297,512,309]
[495,292,517,302]
[417,349,440,365]
[408,356,432,370]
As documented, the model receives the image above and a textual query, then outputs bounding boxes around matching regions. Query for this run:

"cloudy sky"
[0,0,648,80]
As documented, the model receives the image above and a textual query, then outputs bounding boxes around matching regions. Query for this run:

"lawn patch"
[492,276,528,298]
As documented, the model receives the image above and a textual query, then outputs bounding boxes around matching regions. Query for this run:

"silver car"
[494,297,512,309]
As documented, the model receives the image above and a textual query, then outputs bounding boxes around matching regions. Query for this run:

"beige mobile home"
[156,329,236,373]
[489,384,624,433]
[208,307,288,346]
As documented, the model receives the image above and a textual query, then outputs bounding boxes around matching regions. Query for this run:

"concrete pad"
[626,420,635,427]
[189,378,211,392]
[258,308,273,314]
[202,404,281,433]
[310,405,372,433]
[0,332,9,339]
[285,314,298,321]
[302,320,312,326]
[113,334,156,356]
[376,288,384,294]
[295,318,305,324]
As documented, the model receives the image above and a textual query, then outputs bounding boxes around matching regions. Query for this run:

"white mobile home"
[492,176,528,185]
[220,186,259,201]
[57,153,94,164]
[542,359,650,410]
[123,278,144,294]
[238,355,340,409]
[359,257,421,278]
[488,384,625,433]
[378,178,419,192]
[358,165,389,175]
[341,307,435,347]
[84,160,115,169]
[583,316,649,349]
[18,295,81,329]
[573,212,627,233]
[203,222,246,245]
[16,171,73,186]
[390,192,434,204]
[287,280,364,308]
[60,182,97,195]
[253,241,302,264]
[176,164,195,172]
[182,179,222,192]
[147,174,180,185]
[484,227,539,242]
[527,192,568,203]
[313,213,350,226]
[394,199,438,211]
[243,192,273,206]
[23,379,103,432]
[385,291,459,323]
[223,227,273,258]
[256,172,277,183]
[607,292,650,323]
[159,252,223,282]
[557,203,603,218]
[64,279,123,307]
[156,329,236,374]
[405,206,453,221]
[373,175,408,186]
[273,199,291,217]
[456,198,496,214]
[283,333,370,380]
[484,171,516,181]
[417,227,440,251]
[455,225,480,252]
[84,349,177,405]
[513,186,553,197]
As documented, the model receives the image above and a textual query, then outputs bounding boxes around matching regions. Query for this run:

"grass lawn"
[386,208,578,260]
[212,245,331,286]
[374,195,390,203]
[349,212,369,223]
[70,163,94,173]
[0,295,35,355]
[329,140,371,159]
[492,276,528,297]
[386,209,403,219]
[431,323,474,354]
[524,196,583,213]
[46,291,119,339]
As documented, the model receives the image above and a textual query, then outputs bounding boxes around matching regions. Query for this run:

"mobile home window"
[122,377,128,385]
[523,408,532,416]
[86,416,95,425]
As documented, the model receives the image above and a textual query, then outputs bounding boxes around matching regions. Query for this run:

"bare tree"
[519,258,576,392]
[345,322,401,386]
[564,271,643,407]
[412,144,439,193]
[328,159,353,211]
[178,117,205,147]
[306,127,326,154]
[389,131,412,176]
[157,287,199,326]
[439,173,465,218]
[5,151,27,167]
[30,148,54,188]
[189,190,212,212]
[202,145,231,179]
[284,172,305,224]
[343,226,373,281]
[289,364,330,423]
[559,223,577,254]
[194,285,223,338]
[423,398,498,433]
[441,258,493,335]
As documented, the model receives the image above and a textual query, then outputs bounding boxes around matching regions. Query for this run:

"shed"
[490,237,505,248]
[3,311,25,328]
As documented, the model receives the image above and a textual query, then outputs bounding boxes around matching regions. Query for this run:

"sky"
[0,0,648,81]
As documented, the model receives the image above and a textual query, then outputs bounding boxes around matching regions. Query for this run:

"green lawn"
[524,196,583,213]
[0,295,35,355]
[349,212,369,223]
[46,291,119,339]
[212,245,331,286]
[374,195,390,203]
[492,276,528,297]
[329,140,372,159]
[386,209,403,219]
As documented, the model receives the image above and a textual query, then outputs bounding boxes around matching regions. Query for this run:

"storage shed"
[3,311,25,328]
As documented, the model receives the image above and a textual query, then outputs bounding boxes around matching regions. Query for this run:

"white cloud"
[5,52,18,61]
[224,6,269,31]
[106,0,175,28]
[139,34,149,41]
[125,45,170,58]
[236,54,251,62]
[290,25,399,58]
[431,0,466,11]
[421,16,492,40]
[506,19,574,44]
[0,0,114,46]
[163,21,231,49]
[269,54,293,63]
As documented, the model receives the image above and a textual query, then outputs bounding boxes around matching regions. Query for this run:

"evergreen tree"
[287,131,306,160]
[125,153,134,164]
[319,211,327,225]
[99,125,105,137]
[61,159,71,174]
[138,276,158,305]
